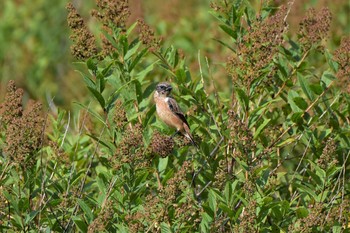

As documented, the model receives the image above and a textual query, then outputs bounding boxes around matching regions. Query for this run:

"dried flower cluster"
[58,186,79,210]
[158,161,191,205]
[111,123,148,170]
[113,99,127,129]
[325,199,350,228]
[173,135,192,147]
[209,1,226,14]
[234,200,257,232]
[227,110,255,162]
[137,19,161,52]
[150,130,174,158]
[91,0,130,28]
[213,159,229,190]
[317,138,338,169]
[0,187,7,225]
[0,80,23,125]
[119,123,143,153]
[140,161,192,230]
[66,3,98,60]
[48,140,70,167]
[290,202,324,232]
[298,7,332,50]
[87,200,114,233]
[140,193,164,230]
[124,212,144,232]
[289,201,350,231]
[210,215,230,233]
[227,6,287,86]
[333,37,350,93]
[174,197,200,230]
[91,0,131,56]
[0,81,44,169]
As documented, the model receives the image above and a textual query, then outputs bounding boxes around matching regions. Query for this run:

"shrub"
[0,0,349,232]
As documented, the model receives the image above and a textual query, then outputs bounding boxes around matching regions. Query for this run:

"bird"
[154,82,197,147]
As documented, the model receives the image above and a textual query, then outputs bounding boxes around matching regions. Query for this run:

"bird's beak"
[166,86,173,91]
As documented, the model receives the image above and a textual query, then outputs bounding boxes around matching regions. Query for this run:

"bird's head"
[155,82,173,97]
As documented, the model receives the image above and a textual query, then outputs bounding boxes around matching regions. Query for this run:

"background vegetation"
[0,0,349,232]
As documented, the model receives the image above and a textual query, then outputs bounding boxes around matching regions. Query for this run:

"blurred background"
[0,0,348,108]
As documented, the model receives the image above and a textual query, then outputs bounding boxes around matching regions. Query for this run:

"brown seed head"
[137,19,161,52]
[298,7,332,50]
[150,130,174,158]
[66,3,98,60]
[334,37,350,93]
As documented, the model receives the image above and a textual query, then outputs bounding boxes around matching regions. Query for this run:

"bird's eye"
[157,84,166,90]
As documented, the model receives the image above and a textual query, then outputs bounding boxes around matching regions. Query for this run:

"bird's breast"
[155,97,183,131]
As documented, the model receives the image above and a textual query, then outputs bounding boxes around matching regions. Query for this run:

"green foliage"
[1,0,350,232]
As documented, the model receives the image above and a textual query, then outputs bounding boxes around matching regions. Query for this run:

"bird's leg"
[171,130,179,138]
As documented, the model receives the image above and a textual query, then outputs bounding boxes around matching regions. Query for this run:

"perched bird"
[154,82,197,147]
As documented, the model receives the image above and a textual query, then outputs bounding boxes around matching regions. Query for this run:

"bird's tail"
[183,125,198,148]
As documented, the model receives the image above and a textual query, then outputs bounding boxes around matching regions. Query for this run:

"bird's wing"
[167,97,190,128]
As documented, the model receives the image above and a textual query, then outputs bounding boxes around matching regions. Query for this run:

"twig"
[196,181,213,197]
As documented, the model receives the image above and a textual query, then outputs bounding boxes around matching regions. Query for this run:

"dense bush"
[0,0,349,232]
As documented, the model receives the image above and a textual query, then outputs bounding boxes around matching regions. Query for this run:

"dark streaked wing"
[167,97,190,128]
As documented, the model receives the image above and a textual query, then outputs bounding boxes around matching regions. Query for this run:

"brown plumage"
[154,82,197,147]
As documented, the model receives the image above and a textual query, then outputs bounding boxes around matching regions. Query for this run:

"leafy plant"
[0,0,349,232]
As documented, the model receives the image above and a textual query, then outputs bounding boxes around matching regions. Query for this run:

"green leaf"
[208,10,228,24]
[288,90,302,112]
[124,41,141,61]
[135,80,143,104]
[321,71,335,88]
[87,134,112,150]
[158,156,169,173]
[291,112,303,124]
[293,97,308,110]
[25,210,39,225]
[296,207,309,218]
[208,190,217,212]
[306,169,323,188]
[82,75,96,90]
[248,99,278,128]
[324,49,338,72]
[294,183,318,201]
[219,203,234,217]
[332,225,342,233]
[136,60,157,81]
[105,93,120,114]
[219,24,237,39]
[160,222,173,233]
[309,160,326,181]
[127,21,138,35]
[254,118,271,139]
[144,105,156,127]
[234,88,249,111]
[101,30,118,49]
[87,58,97,72]
[87,87,105,109]
[212,38,235,52]
[276,137,295,147]
[96,176,107,194]
[77,199,94,224]
[72,216,88,232]
[129,48,148,72]
[309,84,323,95]
[200,212,212,233]
[96,73,106,94]
[297,73,313,101]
